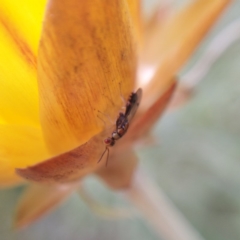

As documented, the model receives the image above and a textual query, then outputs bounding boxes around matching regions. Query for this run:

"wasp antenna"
[105,147,110,167]
[98,147,108,163]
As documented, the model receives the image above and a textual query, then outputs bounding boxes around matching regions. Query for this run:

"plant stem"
[122,167,205,240]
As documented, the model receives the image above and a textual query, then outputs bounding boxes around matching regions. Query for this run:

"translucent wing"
[125,88,142,122]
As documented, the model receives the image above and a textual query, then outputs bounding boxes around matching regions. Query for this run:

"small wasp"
[98,88,142,166]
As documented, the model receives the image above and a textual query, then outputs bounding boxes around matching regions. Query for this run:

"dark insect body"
[98,88,142,166]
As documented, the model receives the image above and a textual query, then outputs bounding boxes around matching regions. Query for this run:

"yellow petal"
[140,0,231,110]
[0,0,47,55]
[14,183,76,228]
[0,125,50,186]
[0,117,6,124]
[38,0,137,155]
[0,23,39,125]
[0,0,47,124]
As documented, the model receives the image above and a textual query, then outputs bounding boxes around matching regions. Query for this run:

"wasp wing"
[125,88,142,122]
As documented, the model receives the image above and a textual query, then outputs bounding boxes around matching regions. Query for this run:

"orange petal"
[16,130,111,183]
[96,149,138,189]
[140,0,231,110]
[142,1,173,61]
[14,183,76,228]
[38,0,137,155]
[127,0,143,49]
[0,125,50,186]
[16,126,138,185]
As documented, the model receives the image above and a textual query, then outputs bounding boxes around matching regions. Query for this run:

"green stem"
[122,167,205,240]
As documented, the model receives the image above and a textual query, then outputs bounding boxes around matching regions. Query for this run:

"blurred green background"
[1,0,240,240]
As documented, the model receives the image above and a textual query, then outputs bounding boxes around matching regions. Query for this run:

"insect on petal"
[16,88,142,184]
[38,0,137,155]
[124,81,177,144]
